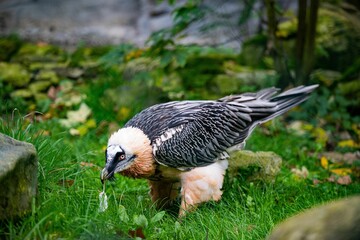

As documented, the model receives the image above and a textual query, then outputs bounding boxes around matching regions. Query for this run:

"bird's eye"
[119,153,126,161]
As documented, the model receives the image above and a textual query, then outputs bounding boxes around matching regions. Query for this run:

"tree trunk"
[265,0,292,88]
[295,0,307,84]
[295,0,320,85]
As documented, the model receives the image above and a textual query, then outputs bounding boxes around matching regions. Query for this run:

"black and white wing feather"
[125,85,317,169]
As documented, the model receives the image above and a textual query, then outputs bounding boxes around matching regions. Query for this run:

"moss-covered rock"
[12,43,65,65]
[34,93,49,103]
[267,196,360,240]
[228,150,282,182]
[0,63,31,87]
[0,133,38,220]
[29,81,52,94]
[10,89,33,99]
[35,70,59,84]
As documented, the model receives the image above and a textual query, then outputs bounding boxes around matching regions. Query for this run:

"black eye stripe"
[114,152,126,161]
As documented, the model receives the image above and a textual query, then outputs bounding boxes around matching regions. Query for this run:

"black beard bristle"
[108,175,116,182]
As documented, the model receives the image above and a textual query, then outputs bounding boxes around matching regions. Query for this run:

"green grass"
[1,114,359,240]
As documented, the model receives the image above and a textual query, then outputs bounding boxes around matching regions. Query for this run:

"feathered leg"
[148,180,180,209]
[179,160,228,217]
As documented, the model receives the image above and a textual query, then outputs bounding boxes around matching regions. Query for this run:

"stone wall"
[0,0,170,46]
[0,0,265,47]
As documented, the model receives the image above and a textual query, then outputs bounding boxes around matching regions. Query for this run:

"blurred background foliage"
[0,0,359,149]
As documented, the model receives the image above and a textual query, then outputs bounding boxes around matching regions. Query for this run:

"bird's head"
[100,127,154,183]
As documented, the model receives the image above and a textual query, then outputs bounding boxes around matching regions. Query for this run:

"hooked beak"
[100,168,114,184]
[100,153,136,184]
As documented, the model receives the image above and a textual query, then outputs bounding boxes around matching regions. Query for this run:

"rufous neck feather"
[108,127,155,178]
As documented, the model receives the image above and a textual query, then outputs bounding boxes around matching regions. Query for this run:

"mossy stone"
[10,89,33,99]
[0,63,31,87]
[13,43,65,64]
[34,93,49,102]
[228,150,282,182]
[35,70,59,84]
[0,133,38,220]
[267,196,360,240]
[29,81,52,94]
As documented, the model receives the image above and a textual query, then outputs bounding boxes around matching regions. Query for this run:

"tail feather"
[218,84,318,125]
[258,84,318,124]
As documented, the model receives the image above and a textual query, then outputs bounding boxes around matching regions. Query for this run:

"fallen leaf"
[67,68,84,79]
[60,102,92,128]
[69,128,80,135]
[312,179,321,185]
[47,86,59,100]
[320,156,329,169]
[301,124,328,146]
[327,175,336,183]
[330,168,352,176]
[67,103,92,123]
[59,80,74,93]
[313,127,328,146]
[338,139,360,149]
[76,125,89,136]
[291,166,309,179]
[57,179,74,187]
[85,119,96,128]
[287,121,306,135]
[336,175,352,185]
[320,151,360,164]
[327,175,352,185]
[55,93,84,107]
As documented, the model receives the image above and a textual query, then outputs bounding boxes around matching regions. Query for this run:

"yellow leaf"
[85,119,96,128]
[320,156,329,169]
[330,168,352,176]
[76,125,89,136]
[338,139,360,149]
[313,127,328,146]
[291,166,309,179]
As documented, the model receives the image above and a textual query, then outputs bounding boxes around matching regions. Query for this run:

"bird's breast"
[120,156,157,179]
[147,165,183,182]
